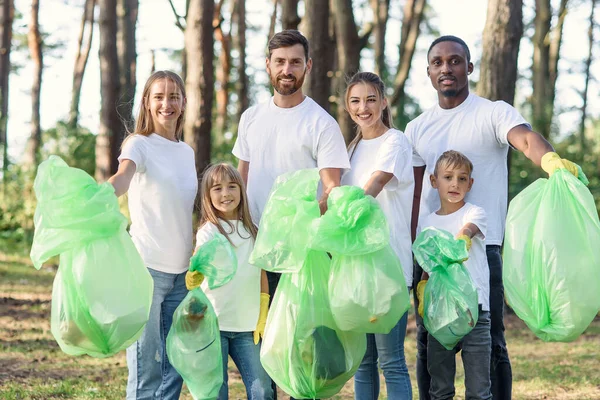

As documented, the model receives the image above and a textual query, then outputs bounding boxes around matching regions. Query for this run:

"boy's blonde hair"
[199,163,258,243]
[433,150,473,177]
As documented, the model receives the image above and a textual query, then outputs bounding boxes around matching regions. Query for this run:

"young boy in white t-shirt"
[416,150,492,400]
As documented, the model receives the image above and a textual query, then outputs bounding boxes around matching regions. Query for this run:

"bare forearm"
[507,126,554,166]
[318,168,342,213]
[260,270,269,295]
[237,160,249,187]
[107,159,136,197]
[457,223,480,239]
[411,166,425,242]
[363,171,393,198]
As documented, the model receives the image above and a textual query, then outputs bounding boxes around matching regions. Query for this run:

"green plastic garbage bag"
[250,169,321,273]
[328,246,410,333]
[310,186,389,255]
[413,227,479,350]
[167,234,237,400]
[260,251,367,399]
[30,156,153,358]
[503,169,600,342]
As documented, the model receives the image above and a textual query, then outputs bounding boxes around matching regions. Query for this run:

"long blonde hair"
[199,163,258,243]
[344,72,394,159]
[122,70,186,147]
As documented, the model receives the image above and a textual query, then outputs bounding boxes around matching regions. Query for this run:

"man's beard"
[441,89,459,97]
[271,71,306,96]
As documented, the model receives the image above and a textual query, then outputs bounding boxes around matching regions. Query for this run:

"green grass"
[1,260,599,399]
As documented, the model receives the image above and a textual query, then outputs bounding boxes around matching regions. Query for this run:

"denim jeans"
[427,311,492,400]
[415,246,512,400]
[218,331,274,400]
[354,311,412,400]
[486,245,512,399]
[126,268,187,400]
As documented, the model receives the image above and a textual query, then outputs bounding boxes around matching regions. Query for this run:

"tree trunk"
[69,0,95,128]
[302,0,332,112]
[332,0,361,142]
[268,0,278,41]
[477,0,523,105]
[390,0,426,118]
[184,0,214,177]
[234,0,247,126]
[24,0,42,168]
[214,0,233,143]
[531,0,569,139]
[96,0,121,181]
[579,0,595,150]
[0,0,13,177]
[370,0,389,79]
[281,0,299,30]
[117,0,138,133]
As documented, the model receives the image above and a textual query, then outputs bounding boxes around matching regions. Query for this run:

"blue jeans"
[427,311,492,400]
[354,311,412,400]
[126,268,187,400]
[486,245,512,399]
[218,331,274,400]
[415,246,512,400]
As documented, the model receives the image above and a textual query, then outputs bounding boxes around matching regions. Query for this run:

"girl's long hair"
[199,163,258,243]
[122,70,186,148]
[344,72,394,159]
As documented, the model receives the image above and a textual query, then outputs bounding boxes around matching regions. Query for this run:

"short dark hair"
[427,35,471,63]
[268,30,310,61]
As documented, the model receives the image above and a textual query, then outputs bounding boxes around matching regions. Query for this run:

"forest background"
[0,0,599,261]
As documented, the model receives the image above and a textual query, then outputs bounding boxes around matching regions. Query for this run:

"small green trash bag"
[249,169,321,273]
[413,227,479,350]
[503,169,600,342]
[260,251,367,399]
[328,247,410,334]
[167,234,237,400]
[30,156,153,358]
[310,186,389,255]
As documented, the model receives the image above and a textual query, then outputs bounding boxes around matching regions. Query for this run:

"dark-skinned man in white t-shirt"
[406,35,581,400]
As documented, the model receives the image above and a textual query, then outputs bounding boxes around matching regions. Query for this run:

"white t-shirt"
[418,202,490,311]
[196,220,261,332]
[232,96,350,224]
[341,129,415,287]
[118,133,198,274]
[405,93,530,245]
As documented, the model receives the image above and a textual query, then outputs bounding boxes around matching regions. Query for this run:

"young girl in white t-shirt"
[341,72,414,399]
[185,163,274,400]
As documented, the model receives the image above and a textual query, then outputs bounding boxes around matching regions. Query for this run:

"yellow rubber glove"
[416,280,427,318]
[254,293,270,345]
[541,152,579,178]
[185,270,204,290]
[456,234,472,251]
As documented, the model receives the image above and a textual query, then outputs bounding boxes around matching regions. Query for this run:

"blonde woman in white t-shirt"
[108,71,198,400]
[341,72,415,400]
[185,163,273,400]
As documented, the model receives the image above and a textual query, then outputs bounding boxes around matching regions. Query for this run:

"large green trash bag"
[260,251,367,399]
[310,186,389,255]
[29,156,153,358]
[413,227,479,350]
[167,234,237,400]
[250,169,321,273]
[503,169,600,342]
[328,246,410,334]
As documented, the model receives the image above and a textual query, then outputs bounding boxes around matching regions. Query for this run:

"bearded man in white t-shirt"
[233,30,349,300]
[406,35,581,400]
[233,29,349,400]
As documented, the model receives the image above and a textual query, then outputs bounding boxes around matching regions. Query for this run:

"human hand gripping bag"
[503,168,600,342]
[166,234,237,400]
[260,251,367,399]
[249,169,321,273]
[29,156,153,358]
[310,186,410,333]
[412,227,479,350]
